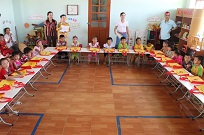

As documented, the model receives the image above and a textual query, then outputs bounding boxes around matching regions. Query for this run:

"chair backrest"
[79,44,82,48]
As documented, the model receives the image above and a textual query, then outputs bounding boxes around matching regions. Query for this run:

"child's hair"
[36,39,41,45]
[163,40,169,45]
[185,53,192,58]
[136,37,141,42]
[0,33,4,37]
[92,36,97,39]
[168,45,173,51]
[60,14,66,18]
[174,49,180,55]
[73,35,78,39]
[59,35,65,38]
[12,51,20,57]
[0,58,8,65]
[23,47,32,54]
[195,55,203,64]
[107,37,113,41]
[120,37,126,40]
[120,12,126,16]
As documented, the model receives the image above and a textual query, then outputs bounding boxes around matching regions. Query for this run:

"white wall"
[10,0,187,45]
[0,0,16,38]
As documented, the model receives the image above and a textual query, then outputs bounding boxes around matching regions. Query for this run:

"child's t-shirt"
[134,44,144,50]
[0,67,12,79]
[191,64,203,77]
[144,44,153,52]
[89,42,99,48]
[0,40,8,49]
[182,61,193,72]
[103,43,115,49]
[57,41,67,46]
[13,60,22,69]
[172,55,182,65]
[118,43,128,49]
[20,54,29,62]
[33,46,41,56]
[71,42,80,47]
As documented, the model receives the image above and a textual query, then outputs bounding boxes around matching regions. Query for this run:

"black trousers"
[47,36,57,47]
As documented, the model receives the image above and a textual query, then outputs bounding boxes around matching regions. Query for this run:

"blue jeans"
[115,33,127,49]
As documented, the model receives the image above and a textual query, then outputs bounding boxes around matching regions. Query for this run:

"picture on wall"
[67,5,78,15]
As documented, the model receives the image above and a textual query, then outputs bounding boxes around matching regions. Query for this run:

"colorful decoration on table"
[104,48,115,53]
[28,13,44,20]
[70,47,81,52]
[190,85,204,94]
[21,62,42,69]
[0,93,12,103]
[172,69,189,76]
[167,63,182,68]
[40,51,51,56]
[56,46,67,51]
[24,23,30,28]
[161,57,172,62]
[154,50,164,55]
[12,69,34,77]
[118,49,129,56]
[155,54,165,58]
[180,76,204,84]
[134,49,145,56]
[90,48,100,56]
[30,57,48,62]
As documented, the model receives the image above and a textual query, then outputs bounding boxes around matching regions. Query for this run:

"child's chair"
[132,46,145,67]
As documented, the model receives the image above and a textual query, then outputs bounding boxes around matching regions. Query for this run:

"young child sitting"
[191,56,203,77]
[0,34,12,57]
[20,47,34,63]
[161,40,169,54]
[87,36,100,64]
[118,37,128,49]
[172,49,182,65]
[103,37,115,65]
[165,45,173,58]
[33,39,44,56]
[182,53,193,72]
[134,37,144,50]
[144,41,154,52]
[57,35,68,59]
[0,58,22,80]
[71,36,80,61]
[12,51,22,70]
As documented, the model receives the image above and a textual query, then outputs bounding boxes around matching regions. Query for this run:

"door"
[88,0,111,48]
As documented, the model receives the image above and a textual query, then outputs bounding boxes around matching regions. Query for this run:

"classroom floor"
[0,61,204,135]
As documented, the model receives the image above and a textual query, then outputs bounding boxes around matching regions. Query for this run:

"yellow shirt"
[144,44,154,52]
[134,44,144,50]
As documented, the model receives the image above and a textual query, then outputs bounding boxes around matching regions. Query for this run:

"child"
[134,37,144,50]
[172,49,182,65]
[103,37,115,64]
[191,56,203,77]
[161,40,169,54]
[165,45,173,58]
[21,47,33,63]
[87,36,100,64]
[182,53,193,72]
[118,37,128,49]
[57,35,68,59]
[71,36,80,61]
[0,58,21,80]
[12,51,22,70]
[144,41,154,52]
[33,39,44,56]
[0,34,12,57]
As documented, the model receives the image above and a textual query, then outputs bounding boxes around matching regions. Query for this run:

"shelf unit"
[173,8,204,56]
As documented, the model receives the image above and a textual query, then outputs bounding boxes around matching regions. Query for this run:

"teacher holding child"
[114,12,129,49]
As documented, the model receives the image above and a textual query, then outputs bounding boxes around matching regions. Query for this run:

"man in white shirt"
[4,27,18,51]
[159,12,177,49]
[114,12,129,49]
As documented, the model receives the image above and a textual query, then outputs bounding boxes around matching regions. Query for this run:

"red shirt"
[0,40,8,49]
[45,19,57,36]
[0,68,12,79]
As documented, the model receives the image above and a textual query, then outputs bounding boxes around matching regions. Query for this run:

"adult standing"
[4,27,18,51]
[56,14,70,44]
[44,11,57,47]
[159,11,177,49]
[114,12,129,49]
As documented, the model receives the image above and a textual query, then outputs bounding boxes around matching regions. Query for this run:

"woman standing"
[4,27,18,51]
[56,14,71,44]
[44,11,57,47]
[114,12,129,49]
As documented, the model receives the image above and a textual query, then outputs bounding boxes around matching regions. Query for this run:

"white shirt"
[33,46,41,56]
[116,20,128,33]
[71,42,80,46]
[160,19,176,40]
[103,43,115,49]
[4,34,16,48]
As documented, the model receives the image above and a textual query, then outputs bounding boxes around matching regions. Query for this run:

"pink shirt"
[89,42,99,48]
[172,55,182,65]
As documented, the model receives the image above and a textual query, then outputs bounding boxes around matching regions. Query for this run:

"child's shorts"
[71,53,79,59]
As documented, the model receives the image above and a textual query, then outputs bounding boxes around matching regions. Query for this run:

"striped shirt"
[44,19,57,36]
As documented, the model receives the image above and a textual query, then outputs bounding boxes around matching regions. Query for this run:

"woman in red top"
[44,11,57,47]
[0,34,12,57]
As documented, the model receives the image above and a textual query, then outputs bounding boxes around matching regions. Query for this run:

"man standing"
[44,11,57,47]
[114,12,129,49]
[159,12,177,49]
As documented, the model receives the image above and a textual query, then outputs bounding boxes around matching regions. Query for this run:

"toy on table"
[172,69,189,76]
[118,49,129,56]
[180,76,204,84]
[70,47,81,52]
[89,48,100,52]
[56,46,67,51]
